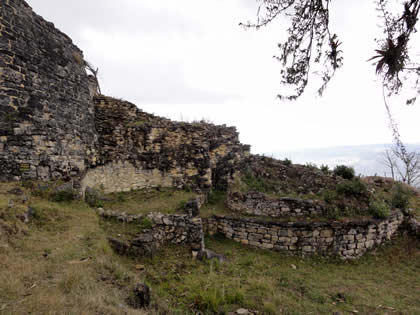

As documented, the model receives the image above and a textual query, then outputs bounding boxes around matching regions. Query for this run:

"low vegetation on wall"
[229,156,417,221]
[86,95,250,193]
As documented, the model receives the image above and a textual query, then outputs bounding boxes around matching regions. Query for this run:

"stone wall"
[0,0,97,181]
[98,209,204,256]
[82,96,250,193]
[0,1,250,191]
[227,191,324,217]
[203,211,405,259]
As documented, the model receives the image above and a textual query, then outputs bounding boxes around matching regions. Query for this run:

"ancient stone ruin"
[0,0,97,180]
[0,0,416,260]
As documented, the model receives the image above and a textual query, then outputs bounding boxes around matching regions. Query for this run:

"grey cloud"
[27,0,203,37]
[26,0,236,105]
[100,60,238,105]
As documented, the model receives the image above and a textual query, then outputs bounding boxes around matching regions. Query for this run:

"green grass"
[200,190,236,218]
[0,181,419,314]
[0,182,147,315]
[99,216,154,241]
[100,187,195,215]
[141,234,420,314]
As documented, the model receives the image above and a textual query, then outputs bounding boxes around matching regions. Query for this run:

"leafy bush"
[138,217,153,230]
[305,162,319,171]
[283,158,292,166]
[183,185,192,193]
[336,178,367,197]
[21,180,35,189]
[116,192,126,202]
[242,173,269,193]
[177,200,188,211]
[50,190,75,203]
[323,207,340,219]
[333,165,355,180]
[391,183,412,210]
[85,187,104,208]
[320,164,331,175]
[369,200,391,219]
[207,190,226,205]
[321,190,338,204]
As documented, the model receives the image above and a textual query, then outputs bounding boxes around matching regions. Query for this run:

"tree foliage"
[243,0,420,101]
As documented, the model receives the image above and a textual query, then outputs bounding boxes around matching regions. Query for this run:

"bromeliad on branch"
[242,0,420,102]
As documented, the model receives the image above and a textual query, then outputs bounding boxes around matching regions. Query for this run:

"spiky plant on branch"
[370,0,420,99]
[241,0,343,100]
[242,0,420,102]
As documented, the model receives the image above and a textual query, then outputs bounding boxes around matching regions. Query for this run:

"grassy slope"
[144,235,420,314]
[0,183,146,315]
[0,182,419,314]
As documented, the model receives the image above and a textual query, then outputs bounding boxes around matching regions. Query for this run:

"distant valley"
[268,143,420,177]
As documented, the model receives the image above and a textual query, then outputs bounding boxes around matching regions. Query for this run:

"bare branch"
[85,60,101,95]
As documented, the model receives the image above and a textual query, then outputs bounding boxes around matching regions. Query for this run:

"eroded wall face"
[0,1,249,189]
[0,0,97,180]
[82,96,250,193]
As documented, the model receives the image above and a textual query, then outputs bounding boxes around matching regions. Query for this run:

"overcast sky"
[27,0,420,156]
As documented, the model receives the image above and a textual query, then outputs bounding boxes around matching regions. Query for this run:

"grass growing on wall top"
[99,187,195,215]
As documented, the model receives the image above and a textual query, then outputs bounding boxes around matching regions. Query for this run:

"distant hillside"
[268,143,420,177]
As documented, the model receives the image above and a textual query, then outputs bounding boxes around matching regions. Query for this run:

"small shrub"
[225,290,245,304]
[324,207,340,219]
[333,165,355,180]
[391,183,412,210]
[116,192,126,202]
[138,217,153,230]
[50,190,75,203]
[322,190,338,204]
[305,162,318,170]
[283,158,292,166]
[262,303,277,315]
[85,187,104,208]
[177,200,188,210]
[369,200,391,219]
[183,185,192,193]
[336,178,367,197]
[21,180,35,189]
[242,173,269,193]
[320,164,331,175]
[207,190,225,205]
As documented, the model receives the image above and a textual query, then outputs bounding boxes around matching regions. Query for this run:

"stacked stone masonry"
[0,1,250,193]
[82,96,250,193]
[98,209,204,256]
[203,211,405,259]
[0,0,97,181]
[227,191,324,217]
